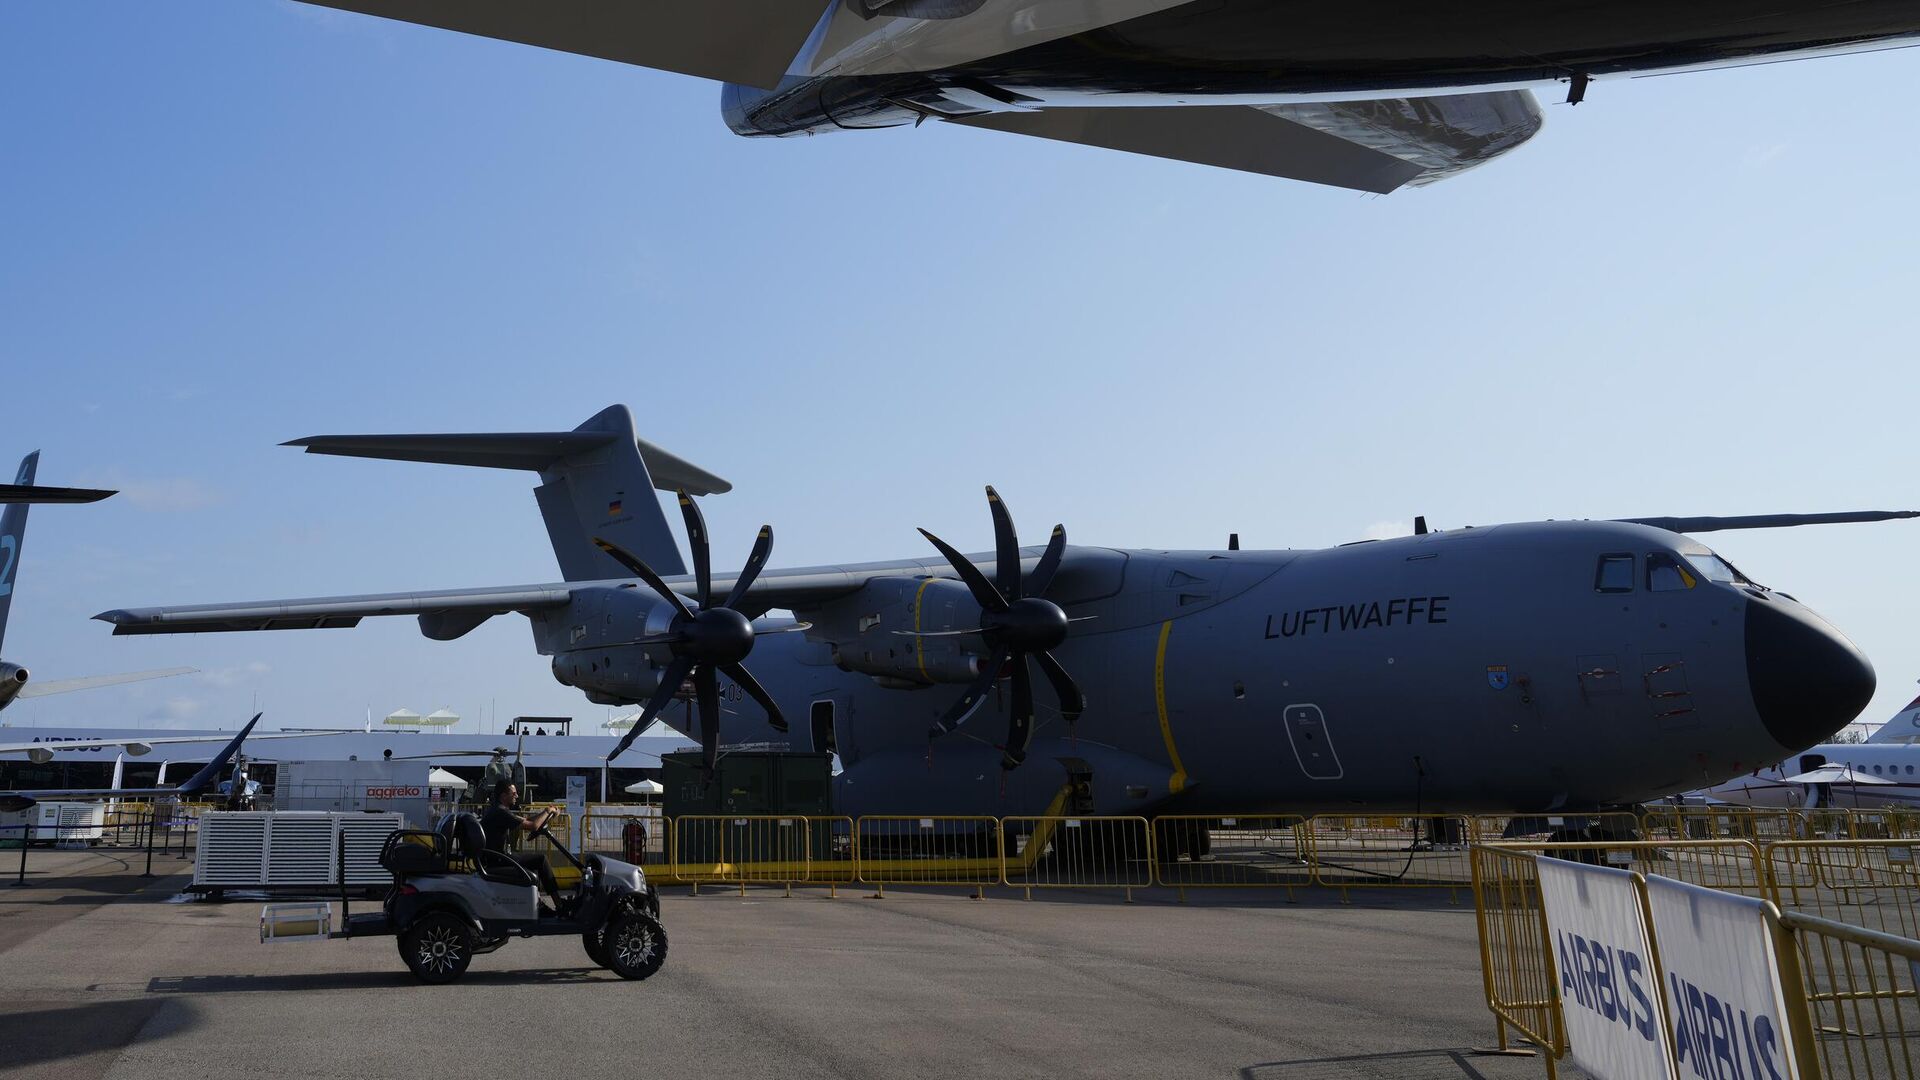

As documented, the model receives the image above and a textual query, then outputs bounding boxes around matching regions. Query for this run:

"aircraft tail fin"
[175,713,263,796]
[0,452,38,654]
[286,406,728,581]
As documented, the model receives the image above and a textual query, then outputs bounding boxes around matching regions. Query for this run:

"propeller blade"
[696,664,721,774]
[1027,525,1067,597]
[593,537,695,621]
[930,647,1011,737]
[986,486,1021,601]
[593,632,688,649]
[917,527,1008,613]
[677,492,713,608]
[752,620,812,635]
[1001,655,1034,770]
[721,662,787,733]
[1032,649,1085,725]
[606,656,694,763]
[891,627,984,638]
[723,525,775,611]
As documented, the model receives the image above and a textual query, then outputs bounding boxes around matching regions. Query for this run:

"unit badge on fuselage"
[1487,665,1510,691]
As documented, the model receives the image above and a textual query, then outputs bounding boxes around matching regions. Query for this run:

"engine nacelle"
[0,662,27,710]
[813,577,983,686]
[537,584,687,704]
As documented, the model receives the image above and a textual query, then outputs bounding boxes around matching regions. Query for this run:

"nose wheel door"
[1283,704,1343,780]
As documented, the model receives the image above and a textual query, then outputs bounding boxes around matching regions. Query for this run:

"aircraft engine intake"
[911,487,1086,770]
[0,663,25,709]
[594,493,805,775]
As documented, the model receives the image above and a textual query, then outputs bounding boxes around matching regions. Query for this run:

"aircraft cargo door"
[1283,704,1343,780]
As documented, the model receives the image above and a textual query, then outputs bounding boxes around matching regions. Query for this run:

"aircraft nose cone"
[1745,597,1875,750]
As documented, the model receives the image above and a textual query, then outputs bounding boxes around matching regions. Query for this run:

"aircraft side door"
[1283,704,1343,780]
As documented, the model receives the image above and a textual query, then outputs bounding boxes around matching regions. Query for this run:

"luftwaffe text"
[1264,596,1451,639]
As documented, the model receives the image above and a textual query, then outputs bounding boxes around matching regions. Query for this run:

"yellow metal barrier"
[1467,844,1565,1074]
[854,816,1001,897]
[1640,805,1817,843]
[1488,839,1770,898]
[1151,815,1310,900]
[1307,814,1476,901]
[1000,816,1154,901]
[673,815,814,895]
[1473,813,1640,843]
[1779,909,1920,1078]
[580,806,667,865]
[1769,839,1920,942]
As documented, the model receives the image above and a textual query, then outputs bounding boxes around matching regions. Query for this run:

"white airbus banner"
[1536,858,1676,1080]
[1645,875,1801,1080]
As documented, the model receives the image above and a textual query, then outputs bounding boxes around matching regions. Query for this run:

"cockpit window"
[1685,552,1751,585]
[1647,553,1696,592]
[1594,554,1634,593]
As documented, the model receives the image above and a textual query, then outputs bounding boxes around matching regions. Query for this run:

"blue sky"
[2,3,1916,736]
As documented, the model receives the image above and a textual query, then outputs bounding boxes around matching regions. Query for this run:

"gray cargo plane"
[0,452,193,712]
[98,406,1906,819]
[285,1,1920,192]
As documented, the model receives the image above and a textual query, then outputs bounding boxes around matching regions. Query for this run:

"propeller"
[595,493,791,775]
[911,486,1085,770]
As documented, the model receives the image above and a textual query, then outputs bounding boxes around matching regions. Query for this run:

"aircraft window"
[1647,553,1696,592]
[1594,554,1634,593]
[1907,765,1914,775]
[1684,553,1749,585]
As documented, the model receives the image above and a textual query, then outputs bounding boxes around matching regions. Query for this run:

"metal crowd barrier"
[1467,844,1567,1074]
[1001,816,1154,901]
[855,816,1002,898]
[1152,815,1311,900]
[673,815,815,896]
[1770,839,1920,942]
[1780,909,1920,1079]
[1306,815,1476,902]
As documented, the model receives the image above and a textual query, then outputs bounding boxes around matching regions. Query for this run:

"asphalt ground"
[0,850,1590,1080]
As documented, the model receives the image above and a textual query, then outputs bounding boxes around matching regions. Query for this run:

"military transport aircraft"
[285,1,1920,193]
[1,452,194,712]
[96,405,1907,819]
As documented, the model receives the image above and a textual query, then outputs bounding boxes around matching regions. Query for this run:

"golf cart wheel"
[603,911,668,981]
[400,912,474,984]
[583,925,612,968]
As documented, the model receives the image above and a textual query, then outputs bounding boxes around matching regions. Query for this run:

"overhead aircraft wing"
[0,713,263,811]
[96,584,576,635]
[291,1,830,90]
[948,91,1543,194]
[1620,510,1920,533]
[16,667,197,699]
[93,550,1088,634]
[0,727,330,764]
[0,483,116,505]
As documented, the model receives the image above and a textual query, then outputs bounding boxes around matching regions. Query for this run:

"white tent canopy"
[428,768,469,790]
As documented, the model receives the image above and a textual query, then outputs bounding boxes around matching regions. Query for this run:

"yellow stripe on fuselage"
[913,577,937,682]
[1155,619,1188,794]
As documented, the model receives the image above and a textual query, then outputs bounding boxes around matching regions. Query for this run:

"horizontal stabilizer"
[286,432,730,496]
[293,1,829,89]
[949,91,1542,193]
[1623,510,1920,533]
[17,667,196,698]
[0,484,116,505]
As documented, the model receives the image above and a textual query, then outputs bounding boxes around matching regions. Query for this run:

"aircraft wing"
[1620,510,1920,533]
[948,91,1543,194]
[97,584,576,634]
[0,728,330,764]
[93,553,1057,634]
[292,1,830,90]
[0,483,116,505]
[16,667,196,699]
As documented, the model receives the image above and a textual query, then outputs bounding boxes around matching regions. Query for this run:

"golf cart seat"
[441,811,540,889]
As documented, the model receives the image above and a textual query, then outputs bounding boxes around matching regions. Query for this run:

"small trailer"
[261,814,666,984]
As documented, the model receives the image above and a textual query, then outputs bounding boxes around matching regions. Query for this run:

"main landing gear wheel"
[400,912,474,984]
[604,911,668,981]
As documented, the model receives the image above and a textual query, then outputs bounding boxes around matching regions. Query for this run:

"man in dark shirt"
[480,782,558,854]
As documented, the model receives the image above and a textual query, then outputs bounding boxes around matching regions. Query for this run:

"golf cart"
[262,812,667,984]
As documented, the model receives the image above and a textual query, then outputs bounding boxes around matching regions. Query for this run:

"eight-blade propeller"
[912,486,1086,770]
[595,492,796,775]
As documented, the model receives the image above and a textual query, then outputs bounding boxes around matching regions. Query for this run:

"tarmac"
[0,849,1590,1080]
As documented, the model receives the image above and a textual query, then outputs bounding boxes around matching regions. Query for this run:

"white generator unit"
[272,760,433,828]
[0,801,106,845]
[192,811,404,897]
